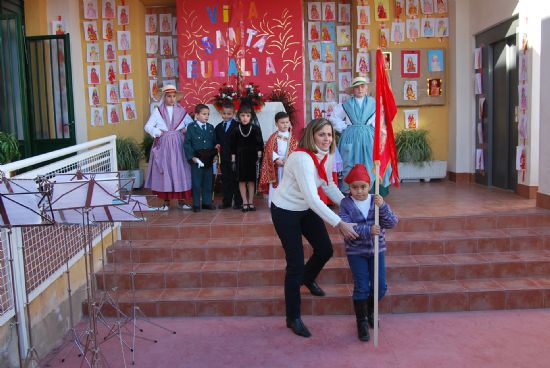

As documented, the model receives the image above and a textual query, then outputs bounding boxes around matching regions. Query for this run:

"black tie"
[203,124,207,131]
[223,122,227,132]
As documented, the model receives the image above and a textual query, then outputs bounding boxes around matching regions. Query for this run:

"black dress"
[230,123,264,182]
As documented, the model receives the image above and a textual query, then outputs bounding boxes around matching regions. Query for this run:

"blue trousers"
[191,165,213,207]
[347,252,387,301]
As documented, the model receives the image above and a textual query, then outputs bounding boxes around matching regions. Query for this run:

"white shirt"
[144,106,193,138]
[272,151,344,227]
[352,195,372,219]
[330,96,374,133]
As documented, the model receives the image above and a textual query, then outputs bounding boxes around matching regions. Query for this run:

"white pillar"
[538,12,550,205]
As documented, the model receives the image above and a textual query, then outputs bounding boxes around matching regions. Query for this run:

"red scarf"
[295,148,328,184]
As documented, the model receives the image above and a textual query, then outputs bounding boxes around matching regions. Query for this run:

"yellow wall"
[24,0,48,35]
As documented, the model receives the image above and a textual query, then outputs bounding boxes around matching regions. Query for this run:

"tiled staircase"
[91,209,550,317]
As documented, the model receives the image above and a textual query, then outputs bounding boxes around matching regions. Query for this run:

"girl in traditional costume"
[144,85,193,211]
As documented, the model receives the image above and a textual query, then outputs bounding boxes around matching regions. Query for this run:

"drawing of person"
[92,89,100,105]
[148,37,158,54]
[122,82,132,98]
[321,26,331,41]
[380,30,388,48]
[325,4,334,20]
[396,1,403,18]
[93,109,102,125]
[310,24,319,40]
[110,107,119,123]
[406,57,416,72]
[359,33,368,49]
[377,2,387,19]
[104,1,114,18]
[325,65,334,81]
[150,61,158,76]
[339,28,350,44]
[326,85,335,101]
[313,64,322,81]
[105,22,113,41]
[109,87,118,103]
[148,16,156,33]
[394,24,403,42]
[86,2,97,19]
[408,1,418,15]
[430,54,442,71]
[161,15,171,32]
[324,44,334,62]
[310,4,320,19]
[151,83,159,99]
[422,0,433,14]
[108,65,116,82]
[121,58,130,74]
[407,113,417,128]
[120,33,130,50]
[359,57,368,75]
[90,67,99,84]
[106,44,115,60]
[340,53,350,69]
[436,0,446,13]
[360,8,368,24]
[437,20,447,36]
[311,44,321,60]
[87,24,97,41]
[409,22,419,38]
[313,106,322,119]
[119,8,128,25]
[125,104,135,120]
[340,6,350,22]
[165,62,173,77]
[424,21,433,36]
[89,45,98,61]
[313,85,322,101]
[406,83,416,99]
[429,80,440,96]
[341,75,350,89]
[163,39,172,56]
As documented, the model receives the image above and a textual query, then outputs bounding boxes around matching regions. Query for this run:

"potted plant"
[0,132,20,164]
[395,129,447,182]
[116,137,144,189]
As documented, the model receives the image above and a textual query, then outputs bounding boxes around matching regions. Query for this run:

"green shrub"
[0,132,20,164]
[395,129,433,164]
[116,137,143,170]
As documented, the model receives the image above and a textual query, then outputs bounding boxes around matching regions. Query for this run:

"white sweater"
[272,151,344,227]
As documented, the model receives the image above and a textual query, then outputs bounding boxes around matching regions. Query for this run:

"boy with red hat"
[338,164,398,342]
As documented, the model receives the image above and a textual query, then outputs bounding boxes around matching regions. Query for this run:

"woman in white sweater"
[271,118,358,338]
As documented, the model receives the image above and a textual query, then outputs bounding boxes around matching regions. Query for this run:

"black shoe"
[303,281,325,297]
[248,205,256,211]
[285,318,311,338]
[202,204,216,210]
[192,207,200,213]
[356,319,370,342]
[353,300,370,342]
[218,203,232,209]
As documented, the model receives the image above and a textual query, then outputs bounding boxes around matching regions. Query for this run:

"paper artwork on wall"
[106,84,119,104]
[321,43,335,63]
[383,51,392,70]
[475,73,483,95]
[338,72,352,91]
[519,84,528,110]
[325,83,337,102]
[321,23,335,42]
[374,0,390,21]
[172,17,178,36]
[395,0,405,18]
[117,31,131,51]
[339,94,350,104]
[104,42,116,61]
[380,28,389,48]
[83,0,98,20]
[117,5,129,26]
[357,29,370,49]
[107,104,120,124]
[311,102,324,119]
[83,21,98,42]
[51,20,65,35]
[474,48,482,69]
[122,101,137,121]
[87,65,100,85]
[391,21,405,43]
[309,42,321,61]
[90,107,104,126]
[518,110,528,139]
[420,0,434,15]
[404,80,417,101]
[308,22,320,41]
[356,52,370,76]
[406,0,420,17]
[357,6,371,25]
[310,61,323,81]
[338,50,352,70]
[308,2,321,21]
[427,49,444,72]
[435,18,449,37]
[162,59,175,78]
[401,50,420,78]
[477,123,483,144]
[120,79,135,99]
[149,80,159,100]
[406,19,420,40]
[145,14,157,34]
[325,102,337,118]
[102,0,115,19]
[311,82,323,101]
[322,63,336,82]
[87,43,100,63]
[435,0,448,13]
[516,145,525,171]
[102,20,114,41]
[478,97,485,119]
[427,78,442,96]
[159,14,173,33]
[88,86,100,106]
[146,36,159,54]
[322,2,336,21]
[160,36,173,56]
[338,4,351,23]
[336,25,351,46]
[420,18,435,38]
[519,53,528,82]
[105,61,117,83]
[118,55,132,75]
[404,109,419,129]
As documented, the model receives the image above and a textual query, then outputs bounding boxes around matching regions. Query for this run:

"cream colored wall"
[537,14,550,195]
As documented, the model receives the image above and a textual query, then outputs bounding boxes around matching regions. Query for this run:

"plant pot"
[398,160,447,182]
[119,169,144,190]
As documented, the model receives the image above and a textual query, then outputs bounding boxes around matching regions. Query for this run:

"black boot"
[366,295,379,328]
[353,300,370,342]
[286,318,312,338]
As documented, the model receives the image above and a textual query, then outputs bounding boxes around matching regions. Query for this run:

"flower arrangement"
[212,81,265,112]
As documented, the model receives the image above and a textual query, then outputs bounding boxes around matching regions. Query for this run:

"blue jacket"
[338,196,398,256]
[184,121,217,164]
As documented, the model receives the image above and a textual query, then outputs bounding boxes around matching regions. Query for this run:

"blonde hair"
[299,118,336,153]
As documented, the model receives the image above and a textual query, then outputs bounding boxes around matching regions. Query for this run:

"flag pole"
[373,159,380,347]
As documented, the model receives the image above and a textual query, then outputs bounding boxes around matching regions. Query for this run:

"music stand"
[0,185,54,368]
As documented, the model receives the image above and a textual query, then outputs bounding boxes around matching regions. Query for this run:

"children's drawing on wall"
[310,61,323,82]
[107,104,120,124]
[421,18,435,37]
[325,83,337,102]
[435,0,447,13]
[338,50,352,70]
[102,0,115,19]
[435,18,449,37]
[88,86,100,106]
[427,49,444,72]
[339,72,352,91]
[146,14,157,34]
[406,19,420,40]
[119,56,132,75]
[427,78,442,96]
[104,42,115,61]
[475,73,483,95]
[117,5,129,25]
[324,102,337,117]
[336,25,351,46]
[321,23,335,42]
[395,0,405,18]
[401,50,420,77]
[147,58,158,77]
[120,79,135,99]
[391,21,405,43]
[380,28,390,48]
[311,102,324,119]
[375,0,390,21]
[519,54,528,82]
[383,51,392,70]
[159,14,173,33]
[51,19,65,35]
[122,101,137,121]
[105,61,117,83]
[322,2,336,21]
[321,43,335,63]
[88,65,100,84]
[146,35,159,54]
[83,0,98,20]
[162,59,175,78]
[478,96,485,119]
[404,109,419,129]
[83,21,98,42]
[91,107,104,126]
[87,44,100,63]
[420,0,433,15]
[474,47,482,70]
[150,81,159,100]
[322,63,336,82]
[404,80,417,101]
[311,82,323,101]
[477,122,484,143]
[308,2,321,20]
[160,36,173,56]
[519,84,528,110]
[106,84,119,104]
[338,4,351,23]
[518,110,528,139]
[102,20,114,41]
[406,0,419,17]
[356,52,370,77]
[357,29,370,49]
[117,31,131,51]
[357,6,371,25]
[308,22,320,41]
[309,42,321,61]
[172,38,178,56]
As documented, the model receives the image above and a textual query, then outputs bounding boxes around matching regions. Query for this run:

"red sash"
[295,148,328,184]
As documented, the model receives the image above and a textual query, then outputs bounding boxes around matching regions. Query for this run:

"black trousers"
[220,160,242,206]
[271,204,334,319]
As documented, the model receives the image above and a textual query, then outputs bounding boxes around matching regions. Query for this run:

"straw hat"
[155,84,184,101]
[345,76,369,94]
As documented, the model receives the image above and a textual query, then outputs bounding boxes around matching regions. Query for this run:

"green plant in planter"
[141,134,154,163]
[116,137,143,171]
[395,129,433,164]
[0,132,20,164]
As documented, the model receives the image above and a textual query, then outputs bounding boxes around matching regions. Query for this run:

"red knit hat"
[344,164,371,184]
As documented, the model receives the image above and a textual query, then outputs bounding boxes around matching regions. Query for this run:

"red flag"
[374,49,399,186]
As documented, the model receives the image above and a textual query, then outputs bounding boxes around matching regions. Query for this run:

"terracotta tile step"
[96,251,550,290]
[108,227,550,263]
[86,276,550,317]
